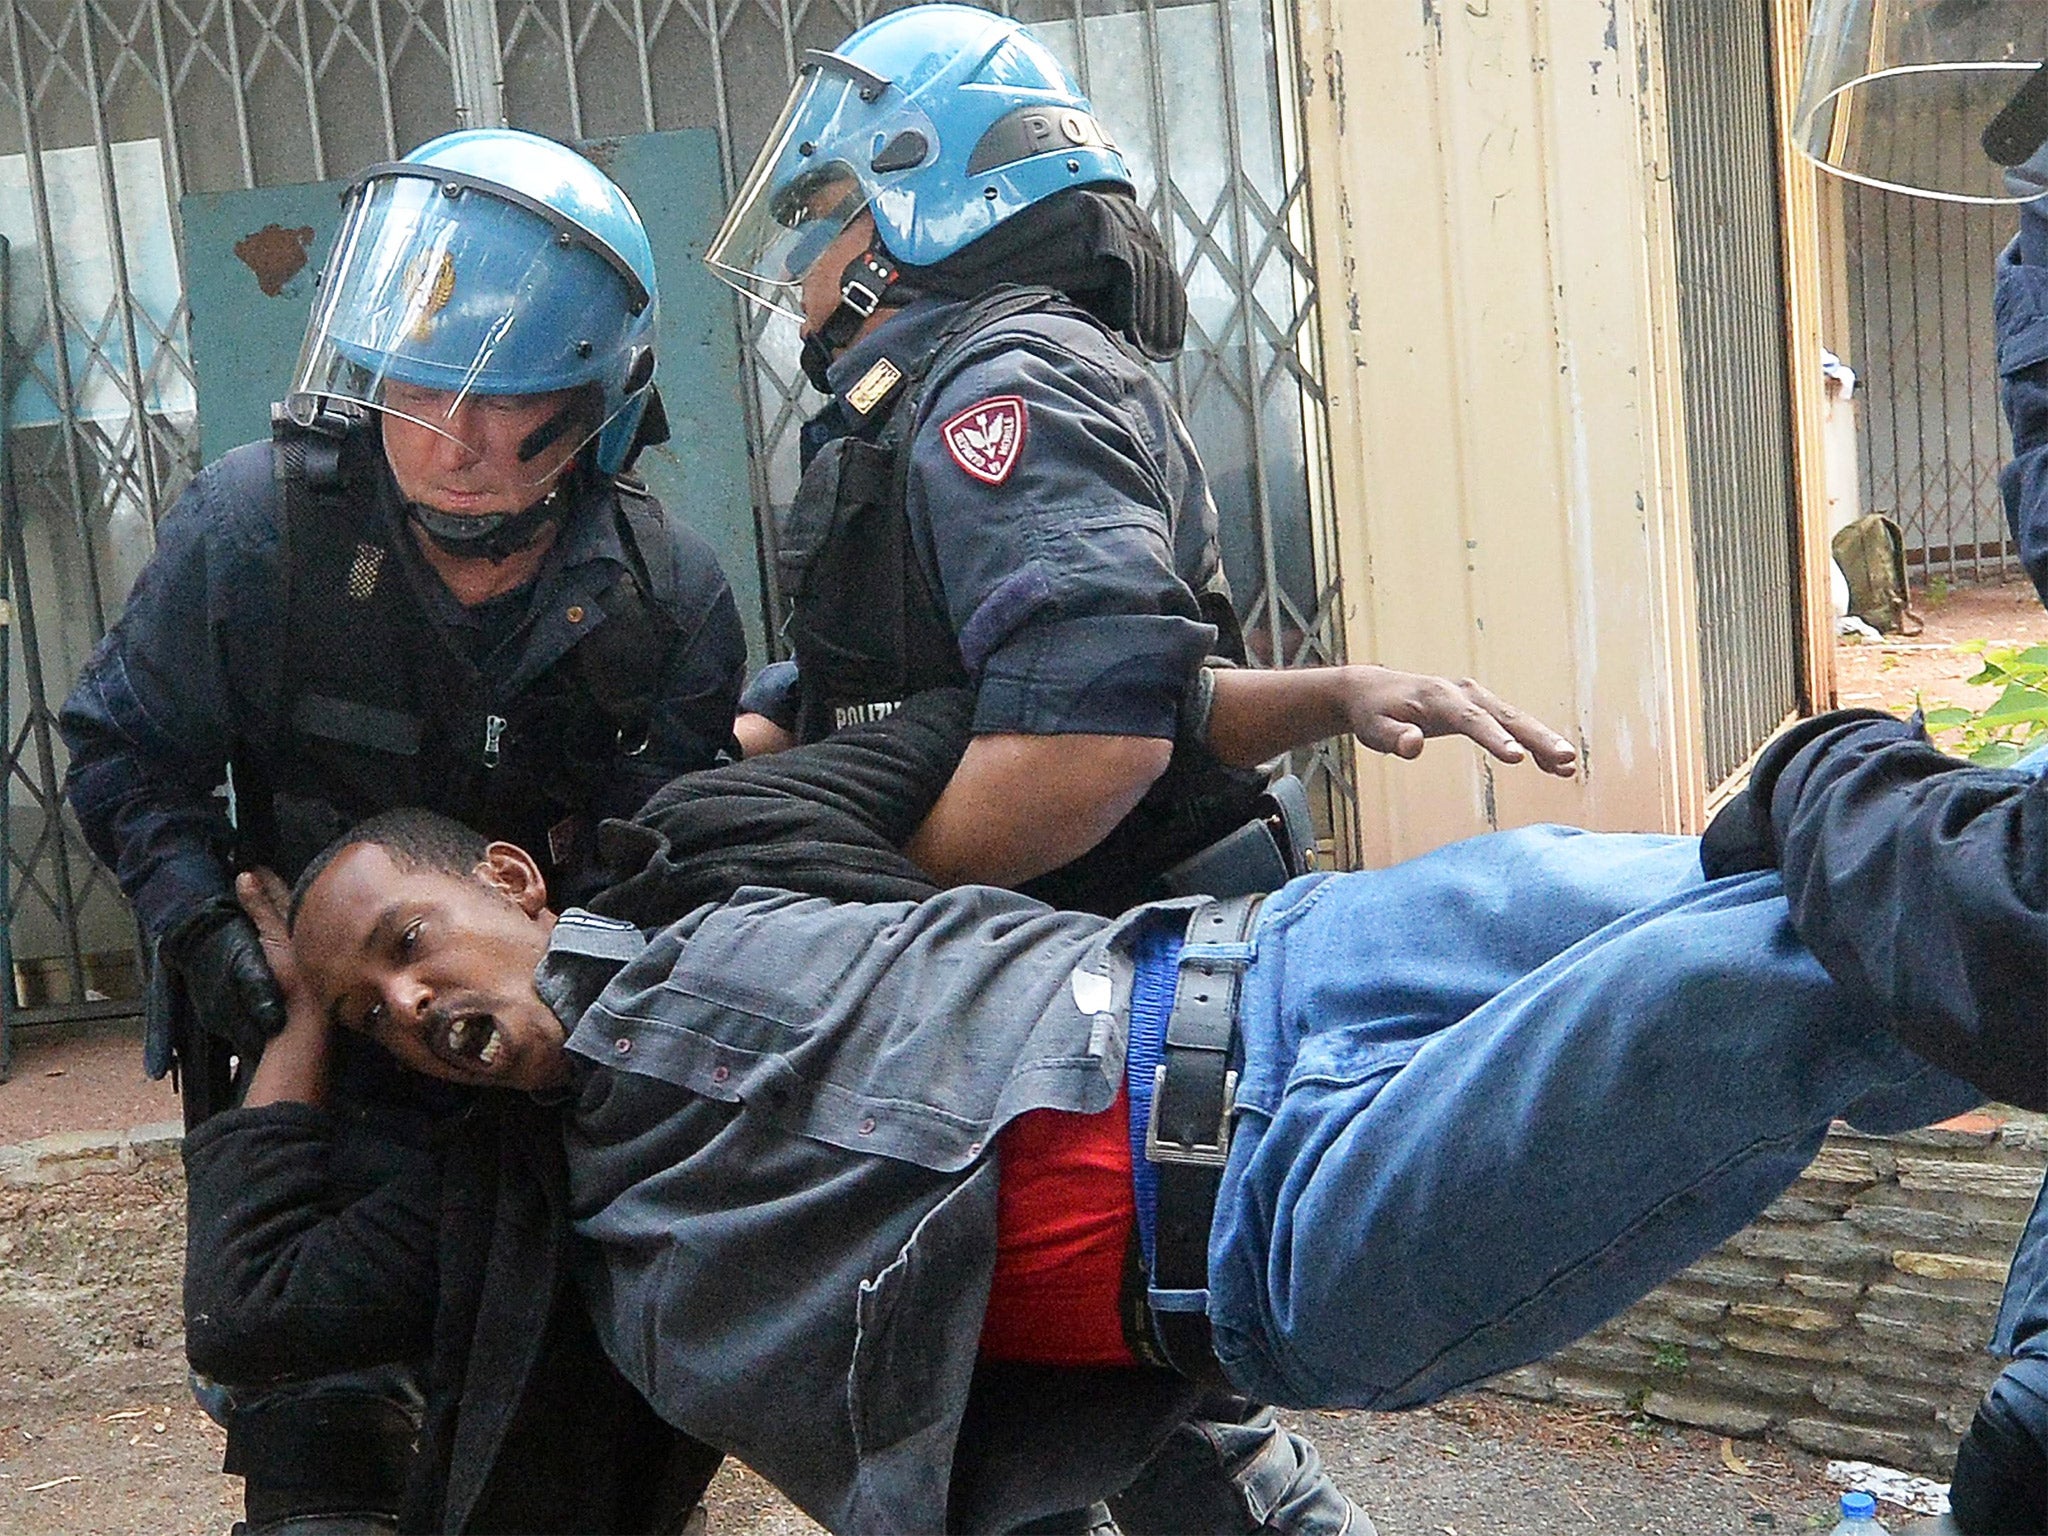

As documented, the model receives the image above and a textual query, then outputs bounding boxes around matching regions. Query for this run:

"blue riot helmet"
[289,128,659,481]
[706,3,1131,322]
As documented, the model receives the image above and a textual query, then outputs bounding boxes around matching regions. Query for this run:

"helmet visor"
[707,57,935,317]
[289,173,644,483]
[1794,0,2048,202]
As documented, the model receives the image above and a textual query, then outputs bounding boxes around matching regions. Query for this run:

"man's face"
[292,842,569,1092]
[379,383,582,516]
[799,207,880,340]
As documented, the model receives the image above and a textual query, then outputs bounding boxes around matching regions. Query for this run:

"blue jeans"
[1199,826,1980,1410]
[1994,1179,2048,1360]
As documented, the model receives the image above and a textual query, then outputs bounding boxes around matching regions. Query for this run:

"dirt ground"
[0,1019,178,1142]
[0,1161,1860,1536]
[1832,575,2048,725]
[6,585,2040,1535]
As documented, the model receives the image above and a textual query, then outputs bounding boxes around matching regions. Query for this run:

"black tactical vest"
[777,287,1269,916]
[233,417,676,888]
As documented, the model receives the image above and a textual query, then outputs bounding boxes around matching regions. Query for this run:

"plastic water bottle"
[1829,1490,1891,1534]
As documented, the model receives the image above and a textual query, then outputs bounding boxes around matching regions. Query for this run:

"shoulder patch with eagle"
[939,395,1028,486]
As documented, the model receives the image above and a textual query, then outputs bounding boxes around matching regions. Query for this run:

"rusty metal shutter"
[1661,0,1804,785]
[1844,170,2015,587]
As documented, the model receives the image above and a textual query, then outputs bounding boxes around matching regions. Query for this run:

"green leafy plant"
[1920,641,2048,767]
[1652,1342,1689,1378]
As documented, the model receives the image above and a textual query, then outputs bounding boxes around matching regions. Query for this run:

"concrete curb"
[0,1121,184,1189]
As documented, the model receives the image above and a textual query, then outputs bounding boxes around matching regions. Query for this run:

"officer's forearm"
[60,730,236,940]
[1203,667,1354,767]
[905,731,1172,888]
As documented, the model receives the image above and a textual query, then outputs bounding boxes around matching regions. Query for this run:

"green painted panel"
[588,132,762,663]
[181,177,344,467]
[178,130,762,660]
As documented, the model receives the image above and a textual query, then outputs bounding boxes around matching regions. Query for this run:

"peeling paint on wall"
[231,223,315,297]
[1294,0,1706,837]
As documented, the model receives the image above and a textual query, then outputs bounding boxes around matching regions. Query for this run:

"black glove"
[1700,709,1910,881]
[159,898,286,1061]
[1698,783,1774,881]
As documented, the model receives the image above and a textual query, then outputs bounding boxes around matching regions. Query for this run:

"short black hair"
[288,808,492,930]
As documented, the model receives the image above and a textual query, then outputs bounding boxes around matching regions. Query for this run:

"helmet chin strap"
[407,481,571,564]
[800,243,913,393]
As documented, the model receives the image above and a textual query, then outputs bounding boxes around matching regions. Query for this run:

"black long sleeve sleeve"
[182,1102,439,1386]
[1764,713,2048,1109]
[589,687,975,923]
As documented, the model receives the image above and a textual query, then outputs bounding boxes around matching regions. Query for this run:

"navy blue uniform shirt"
[1736,710,2048,1110]
[1996,236,2048,603]
[60,440,746,940]
[787,294,1222,742]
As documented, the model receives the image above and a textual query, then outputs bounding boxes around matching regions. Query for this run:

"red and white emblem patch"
[940,395,1028,486]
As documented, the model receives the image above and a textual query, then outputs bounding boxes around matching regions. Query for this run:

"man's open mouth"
[441,1012,503,1068]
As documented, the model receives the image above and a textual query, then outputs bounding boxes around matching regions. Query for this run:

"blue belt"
[1126,894,1262,1385]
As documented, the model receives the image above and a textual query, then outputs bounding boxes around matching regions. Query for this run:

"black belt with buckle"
[1140,893,1263,1385]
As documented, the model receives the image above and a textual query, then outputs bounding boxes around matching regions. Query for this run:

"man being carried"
[182,686,2012,1533]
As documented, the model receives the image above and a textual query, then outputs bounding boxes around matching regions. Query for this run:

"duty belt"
[1141,893,1263,1385]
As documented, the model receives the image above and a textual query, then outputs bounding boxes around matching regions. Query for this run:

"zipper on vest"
[482,714,506,769]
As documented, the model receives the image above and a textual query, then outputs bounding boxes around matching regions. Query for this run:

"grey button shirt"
[540,885,1194,1534]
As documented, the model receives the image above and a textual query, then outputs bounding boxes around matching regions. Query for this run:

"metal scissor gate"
[0,0,1350,1075]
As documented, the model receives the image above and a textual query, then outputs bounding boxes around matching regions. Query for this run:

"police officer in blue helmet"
[292,129,664,556]
[710,6,1373,1530]
[60,128,743,1532]
[713,3,1298,915]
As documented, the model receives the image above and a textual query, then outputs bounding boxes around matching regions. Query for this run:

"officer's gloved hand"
[159,898,287,1061]
[1699,708,1909,881]
[1698,785,1774,881]
[2007,142,2048,266]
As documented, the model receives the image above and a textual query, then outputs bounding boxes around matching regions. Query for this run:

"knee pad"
[1951,1359,2048,1535]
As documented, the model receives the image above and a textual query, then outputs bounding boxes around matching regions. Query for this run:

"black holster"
[1155,775,1316,901]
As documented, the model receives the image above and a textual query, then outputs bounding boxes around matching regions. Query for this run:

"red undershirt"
[979,1083,1138,1368]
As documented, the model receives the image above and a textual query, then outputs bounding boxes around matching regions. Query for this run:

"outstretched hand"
[1202,663,1579,776]
[1338,667,1578,777]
